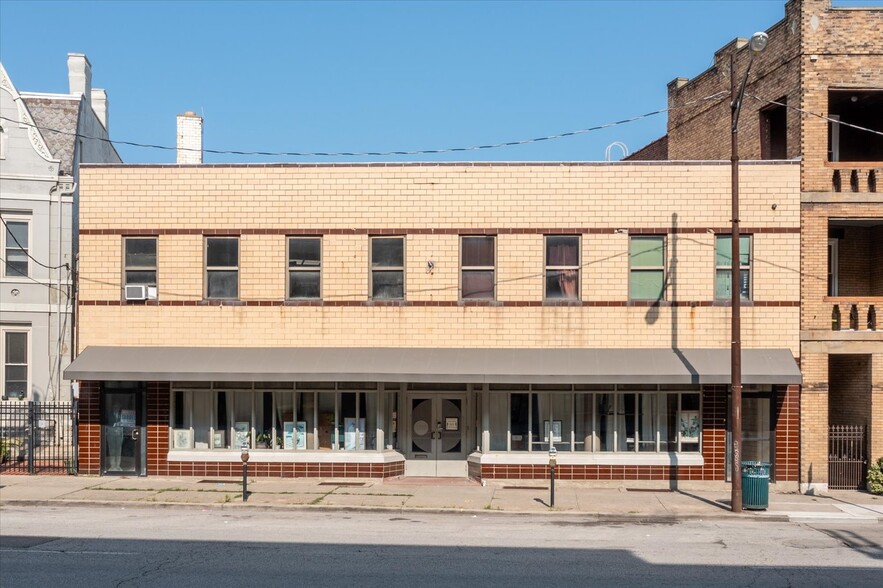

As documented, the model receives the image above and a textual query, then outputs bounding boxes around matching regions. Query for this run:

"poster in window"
[172,429,193,449]
[544,420,563,443]
[283,422,295,450]
[119,409,136,428]
[344,418,366,450]
[296,421,307,450]
[679,411,700,442]
[234,421,250,449]
[445,417,459,431]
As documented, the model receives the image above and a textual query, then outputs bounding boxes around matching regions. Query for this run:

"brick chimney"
[91,89,109,131]
[67,53,91,105]
[176,111,203,164]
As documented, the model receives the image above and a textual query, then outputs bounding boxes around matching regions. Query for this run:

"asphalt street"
[1,506,880,587]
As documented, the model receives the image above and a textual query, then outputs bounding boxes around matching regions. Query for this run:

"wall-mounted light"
[10,288,20,296]
[426,260,435,273]
[614,228,628,235]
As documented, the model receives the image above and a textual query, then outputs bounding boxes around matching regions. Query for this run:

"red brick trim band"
[80,227,800,236]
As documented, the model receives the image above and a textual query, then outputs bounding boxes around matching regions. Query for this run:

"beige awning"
[65,347,801,385]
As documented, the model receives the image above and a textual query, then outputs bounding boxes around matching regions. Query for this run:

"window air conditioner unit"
[125,285,148,301]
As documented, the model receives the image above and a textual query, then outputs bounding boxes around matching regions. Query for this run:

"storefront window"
[637,394,658,452]
[662,393,678,451]
[169,386,378,452]
[232,391,255,449]
[338,391,376,450]
[192,392,212,448]
[274,391,294,449]
[531,393,572,452]
[680,393,701,453]
[216,391,228,448]
[485,387,702,454]
[488,394,508,451]
[510,393,529,451]
[596,394,614,451]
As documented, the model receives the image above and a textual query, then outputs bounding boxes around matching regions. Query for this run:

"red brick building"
[630,0,883,492]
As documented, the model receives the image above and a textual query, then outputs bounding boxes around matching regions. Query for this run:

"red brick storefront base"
[162,462,404,478]
[77,381,404,478]
[474,385,799,482]
[76,381,797,482]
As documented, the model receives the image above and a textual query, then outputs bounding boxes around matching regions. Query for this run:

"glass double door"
[406,394,467,476]
[102,389,146,476]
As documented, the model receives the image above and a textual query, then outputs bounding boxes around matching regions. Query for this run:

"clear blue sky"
[0,0,876,163]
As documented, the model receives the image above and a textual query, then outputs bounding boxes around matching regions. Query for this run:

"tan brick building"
[630,0,882,492]
[66,160,802,483]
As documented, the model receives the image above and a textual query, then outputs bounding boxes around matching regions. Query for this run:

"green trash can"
[741,461,770,510]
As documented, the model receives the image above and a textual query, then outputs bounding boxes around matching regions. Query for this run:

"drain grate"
[625,488,672,492]
[318,482,367,487]
[197,479,239,484]
[503,485,548,490]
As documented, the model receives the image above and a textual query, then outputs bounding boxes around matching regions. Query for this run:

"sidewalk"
[1,474,881,523]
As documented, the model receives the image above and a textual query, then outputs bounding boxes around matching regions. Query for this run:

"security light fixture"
[749,32,768,53]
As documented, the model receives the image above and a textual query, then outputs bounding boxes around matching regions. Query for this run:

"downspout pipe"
[50,176,76,401]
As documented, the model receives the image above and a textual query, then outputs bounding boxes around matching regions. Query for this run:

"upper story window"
[759,97,787,160]
[715,235,751,301]
[370,237,404,300]
[1,328,28,401]
[205,237,239,300]
[2,215,29,278]
[545,235,580,300]
[124,237,157,287]
[828,89,883,162]
[629,236,665,301]
[461,236,495,300]
[288,237,321,299]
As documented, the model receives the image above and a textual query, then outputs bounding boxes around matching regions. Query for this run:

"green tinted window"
[630,237,664,267]
[715,236,750,267]
[629,237,664,300]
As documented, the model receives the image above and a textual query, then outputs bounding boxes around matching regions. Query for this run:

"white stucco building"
[1,54,121,402]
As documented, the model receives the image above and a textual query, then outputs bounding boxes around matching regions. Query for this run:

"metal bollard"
[549,447,557,508]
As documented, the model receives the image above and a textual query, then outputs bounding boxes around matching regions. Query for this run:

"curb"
[0,498,790,523]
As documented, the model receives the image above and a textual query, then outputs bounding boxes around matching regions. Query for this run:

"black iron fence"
[828,424,866,490]
[0,401,78,475]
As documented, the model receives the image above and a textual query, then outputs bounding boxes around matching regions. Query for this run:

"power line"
[0,216,70,270]
[0,255,71,298]
[0,91,730,159]
[747,94,883,137]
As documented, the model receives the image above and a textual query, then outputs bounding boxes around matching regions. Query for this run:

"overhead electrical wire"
[0,91,730,159]
[0,216,70,270]
[0,254,71,298]
[747,94,883,137]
